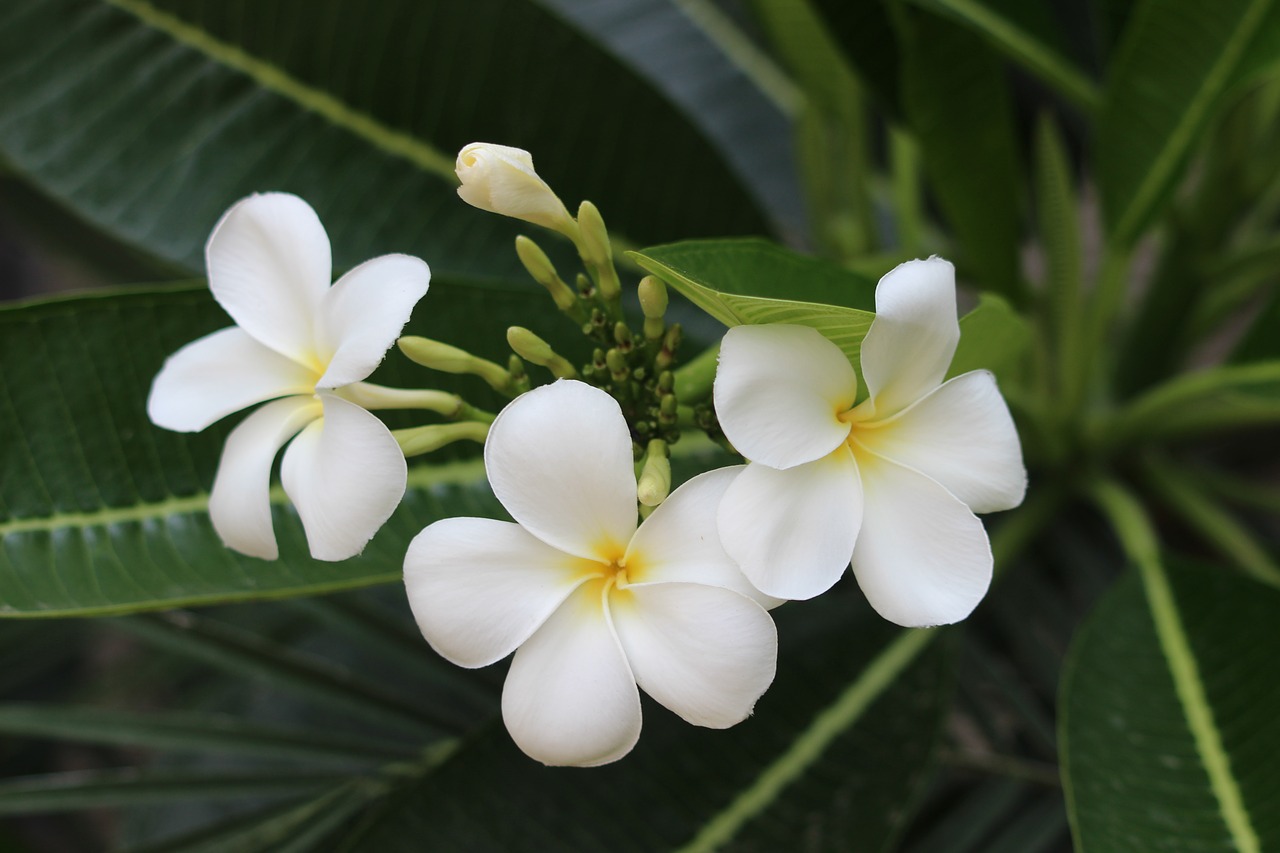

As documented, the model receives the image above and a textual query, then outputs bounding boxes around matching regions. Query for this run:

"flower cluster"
[149,144,1024,767]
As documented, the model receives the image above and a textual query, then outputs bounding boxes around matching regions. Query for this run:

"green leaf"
[0,768,344,814]
[0,279,560,617]
[0,704,412,765]
[750,0,877,258]
[1032,116,1084,407]
[113,612,454,738]
[1060,559,1280,850]
[0,0,768,278]
[630,237,877,366]
[1096,0,1275,247]
[947,294,1032,387]
[1108,361,1280,446]
[895,5,1024,302]
[806,0,904,119]
[903,0,1101,110]
[339,593,950,852]
[131,785,364,853]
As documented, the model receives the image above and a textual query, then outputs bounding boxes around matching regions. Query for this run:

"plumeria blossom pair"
[403,380,778,767]
[148,193,430,561]
[713,258,1027,627]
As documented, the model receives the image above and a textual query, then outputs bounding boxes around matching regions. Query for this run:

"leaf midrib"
[104,0,457,181]
[1138,557,1261,853]
[0,457,487,538]
[677,627,938,852]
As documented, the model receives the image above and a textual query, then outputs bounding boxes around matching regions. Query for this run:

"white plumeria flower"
[713,258,1026,627]
[147,193,430,562]
[455,142,576,235]
[404,380,778,767]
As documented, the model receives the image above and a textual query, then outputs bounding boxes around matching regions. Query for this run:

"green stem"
[672,342,720,403]
[1141,455,1280,589]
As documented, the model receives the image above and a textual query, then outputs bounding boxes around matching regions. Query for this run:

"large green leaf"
[0,0,769,279]
[894,5,1024,302]
[1096,0,1275,247]
[339,591,950,852]
[1060,559,1280,850]
[631,238,878,367]
[904,0,1100,110]
[0,279,569,617]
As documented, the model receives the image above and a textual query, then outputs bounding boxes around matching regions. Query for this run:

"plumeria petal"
[485,381,637,562]
[147,327,318,433]
[849,450,992,627]
[208,396,320,560]
[855,370,1026,513]
[502,582,642,766]
[314,254,431,390]
[280,394,407,561]
[715,325,856,470]
[205,193,332,365]
[717,446,863,600]
[403,517,592,668]
[860,258,960,418]
[455,143,574,231]
[612,582,776,728]
[627,466,780,609]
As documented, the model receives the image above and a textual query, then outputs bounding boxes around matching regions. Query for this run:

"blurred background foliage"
[1,0,1279,850]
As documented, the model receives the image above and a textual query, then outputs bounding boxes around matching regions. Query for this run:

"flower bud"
[455,143,576,236]
[638,276,668,341]
[515,236,579,314]
[393,422,490,458]
[636,440,671,507]
[577,201,620,303]
[398,336,511,391]
[507,327,579,380]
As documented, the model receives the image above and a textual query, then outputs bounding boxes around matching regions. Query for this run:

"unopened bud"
[455,143,577,238]
[606,348,629,382]
[656,323,682,371]
[577,201,620,303]
[638,276,667,340]
[658,393,678,426]
[577,201,612,269]
[507,327,579,379]
[637,440,671,507]
[515,236,578,313]
[398,336,511,391]
[394,421,490,458]
[613,322,633,351]
[657,370,675,394]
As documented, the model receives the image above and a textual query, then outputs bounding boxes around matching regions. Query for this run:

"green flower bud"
[398,336,511,391]
[515,236,578,313]
[638,276,667,341]
[507,327,579,380]
[393,421,490,458]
